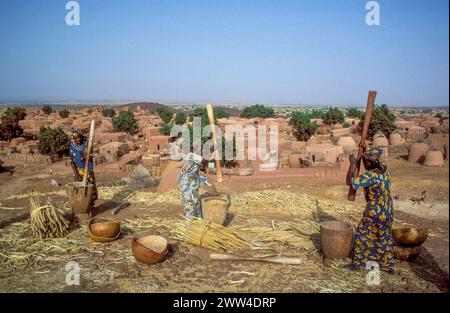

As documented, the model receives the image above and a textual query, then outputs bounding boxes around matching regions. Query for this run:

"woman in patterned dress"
[177,152,216,218]
[346,145,395,273]
[69,129,98,217]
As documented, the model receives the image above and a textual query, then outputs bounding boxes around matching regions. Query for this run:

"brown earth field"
[0,155,448,293]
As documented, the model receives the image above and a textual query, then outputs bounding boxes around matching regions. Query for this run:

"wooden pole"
[210,253,302,265]
[82,120,96,187]
[206,104,223,183]
[347,90,376,201]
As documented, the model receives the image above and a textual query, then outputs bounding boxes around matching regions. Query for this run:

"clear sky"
[0,0,448,106]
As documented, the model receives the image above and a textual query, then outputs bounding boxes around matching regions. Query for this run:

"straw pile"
[229,189,360,222]
[97,186,179,205]
[235,220,319,250]
[29,194,70,239]
[171,217,251,252]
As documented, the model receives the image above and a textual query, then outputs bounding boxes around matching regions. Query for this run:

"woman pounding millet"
[69,129,98,217]
[177,152,217,219]
[346,144,395,273]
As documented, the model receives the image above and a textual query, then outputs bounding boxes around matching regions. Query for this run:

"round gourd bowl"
[393,245,422,261]
[88,217,120,243]
[392,227,428,247]
[131,235,168,264]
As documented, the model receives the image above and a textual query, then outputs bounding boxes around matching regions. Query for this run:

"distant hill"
[215,106,242,117]
[117,102,179,113]
[183,106,242,117]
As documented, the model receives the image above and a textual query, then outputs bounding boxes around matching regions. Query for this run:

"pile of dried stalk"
[234,220,319,251]
[29,194,70,239]
[229,189,360,222]
[171,217,251,252]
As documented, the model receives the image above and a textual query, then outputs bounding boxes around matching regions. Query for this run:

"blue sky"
[0,0,448,106]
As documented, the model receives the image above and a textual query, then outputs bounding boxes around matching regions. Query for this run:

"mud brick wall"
[387,144,409,157]
[0,151,55,164]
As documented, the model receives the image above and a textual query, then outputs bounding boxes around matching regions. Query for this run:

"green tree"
[240,104,275,118]
[159,123,172,135]
[157,107,173,124]
[216,108,230,119]
[289,111,319,141]
[102,108,116,118]
[42,105,53,115]
[0,108,26,141]
[174,112,187,125]
[309,109,325,119]
[190,107,216,127]
[346,108,363,119]
[359,104,397,137]
[322,107,345,125]
[112,111,139,135]
[38,127,69,156]
[182,124,237,166]
[58,109,70,118]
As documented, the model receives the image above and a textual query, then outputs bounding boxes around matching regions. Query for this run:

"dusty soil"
[0,155,448,293]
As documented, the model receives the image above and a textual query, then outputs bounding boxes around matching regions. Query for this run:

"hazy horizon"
[0,100,448,110]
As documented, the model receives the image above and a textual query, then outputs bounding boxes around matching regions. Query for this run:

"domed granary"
[389,133,402,146]
[373,132,389,147]
[337,136,356,153]
[423,150,444,167]
[408,142,430,163]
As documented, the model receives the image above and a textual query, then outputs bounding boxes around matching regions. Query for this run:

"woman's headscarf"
[363,145,383,163]
[72,128,84,139]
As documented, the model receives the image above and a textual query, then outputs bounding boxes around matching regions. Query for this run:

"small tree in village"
[215,108,230,119]
[0,108,26,141]
[322,107,345,125]
[112,111,139,135]
[309,109,325,119]
[102,107,116,118]
[184,108,237,167]
[241,104,275,118]
[289,111,319,141]
[360,104,397,137]
[189,107,214,126]
[159,123,172,136]
[42,105,53,115]
[157,107,173,124]
[58,109,70,119]
[174,112,187,125]
[346,107,363,119]
[38,127,69,156]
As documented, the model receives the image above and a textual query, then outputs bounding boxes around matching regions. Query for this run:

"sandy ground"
[0,153,448,293]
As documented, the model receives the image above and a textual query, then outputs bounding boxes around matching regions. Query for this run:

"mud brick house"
[95,130,129,143]
[305,141,343,164]
[144,126,162,139]
[330,128,351,139]
[148,136,170,153]
[99,142,130,161]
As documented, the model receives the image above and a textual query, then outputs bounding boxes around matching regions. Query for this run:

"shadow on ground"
[408,247,449,292]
